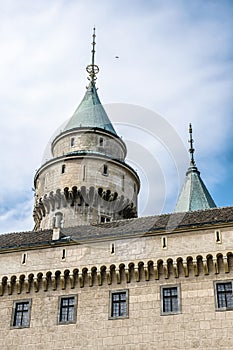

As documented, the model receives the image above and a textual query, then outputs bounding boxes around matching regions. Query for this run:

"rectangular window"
[109,290,128,319]
[103,164,108,176]
[161,285,181,315]
[11,300,31,328]
[215,281,233,310]
[70,138,75,147]
[58,296,77,324]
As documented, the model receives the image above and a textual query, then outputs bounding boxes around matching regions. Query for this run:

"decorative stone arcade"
[33,29,140,230]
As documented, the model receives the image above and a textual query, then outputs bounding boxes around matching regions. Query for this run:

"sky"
[0,0,232,234]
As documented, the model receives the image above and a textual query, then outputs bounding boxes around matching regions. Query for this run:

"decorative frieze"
[0,252,232,297]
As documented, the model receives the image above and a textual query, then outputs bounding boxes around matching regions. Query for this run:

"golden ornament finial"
[86,27,99,84]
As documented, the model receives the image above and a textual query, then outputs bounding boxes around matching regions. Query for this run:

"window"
[110,243,115,255]
[134,183,136,193]
[215,230,222,244]
[61,164,66,174]
[11,300,31,328]
[83,165,86,181]
[122,175,125,191]
[109,290,129,319]
[99,137,104,147]
[215,281,233,310]
[58,296,77,324]
[161,285,181,315]
[70,138,75,147]
[21,253,27,264]
[62,249,66,260]
[100,216,111,223]
[54,212,63,228]
[103,164,108,176]
[162,236,167,249]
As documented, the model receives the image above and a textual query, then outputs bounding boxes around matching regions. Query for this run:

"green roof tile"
[174,165,216,213]
[63,82,117,135]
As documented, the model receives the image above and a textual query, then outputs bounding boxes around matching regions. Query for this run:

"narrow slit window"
[70,138,75,147]
[62,249,66,260]
[134,183,136,193]
[162,237,167,249]
[215,230,222,244]
[122,175,125,191]
[61,164,66,174]
[103,164,108,176]
[110,243,115,255]
[99,137,104,147]
[83,165,86,181]
[22,253,27,265]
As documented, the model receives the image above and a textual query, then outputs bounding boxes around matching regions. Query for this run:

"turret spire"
[86,27,99,85]
[189,123,195,166]
[174,123,216,212]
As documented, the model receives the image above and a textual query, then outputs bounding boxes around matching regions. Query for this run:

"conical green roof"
[174,165,216,213]
[64,82,117,135]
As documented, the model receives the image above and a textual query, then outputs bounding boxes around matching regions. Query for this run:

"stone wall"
[52,129,126,161]
[1,224,233,349]
[34,156,139,229]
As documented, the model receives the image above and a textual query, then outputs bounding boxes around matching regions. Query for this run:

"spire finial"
[189,123,196,166]
[86,27,99,85]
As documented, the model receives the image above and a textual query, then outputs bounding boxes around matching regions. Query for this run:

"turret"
[174,124,216,212]
[33,28,140,230]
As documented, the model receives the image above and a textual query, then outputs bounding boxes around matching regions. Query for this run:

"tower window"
[100,216,111,223]
[122,175,125,191]
[70,138,75,147]
[103,164,108,176]
[99,137,104,147]
[83,165,86,181]
[61,165,66,174]
[54,212,63,228]
[110,243,115,255]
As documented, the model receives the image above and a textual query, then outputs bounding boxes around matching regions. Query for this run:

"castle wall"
[0,225,233,349]
[1,276,233,350]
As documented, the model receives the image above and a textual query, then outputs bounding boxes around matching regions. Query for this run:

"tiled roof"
[174,165,216,212]
[0,206,233,250]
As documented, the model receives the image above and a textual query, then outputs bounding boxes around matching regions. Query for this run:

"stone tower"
[33,29,140,230]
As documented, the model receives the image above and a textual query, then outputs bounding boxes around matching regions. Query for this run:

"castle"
[0,29,233,350]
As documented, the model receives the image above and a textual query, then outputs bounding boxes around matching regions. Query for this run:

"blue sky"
[0,0,232,233]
